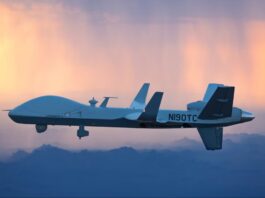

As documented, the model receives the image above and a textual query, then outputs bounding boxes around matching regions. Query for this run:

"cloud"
[1,0,265,108]
[0,0,264,155]
[0,133,265,197]
[5,0,265,21]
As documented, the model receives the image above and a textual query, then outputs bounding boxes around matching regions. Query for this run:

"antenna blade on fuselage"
[130,83,150,109]
[100,97,117,108]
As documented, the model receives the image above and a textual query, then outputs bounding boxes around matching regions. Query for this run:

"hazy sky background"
[0,0,265,157]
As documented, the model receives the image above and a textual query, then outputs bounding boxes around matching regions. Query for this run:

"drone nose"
[8,109,15,119]
[241,111,255,122]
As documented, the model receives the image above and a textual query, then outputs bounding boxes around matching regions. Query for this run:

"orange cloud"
[0,2,265,110]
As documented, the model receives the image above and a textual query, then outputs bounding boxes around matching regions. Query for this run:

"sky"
[0,0,265,156]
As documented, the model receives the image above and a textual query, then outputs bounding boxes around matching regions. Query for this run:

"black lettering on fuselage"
[181,114,186,121]
[168,114,175,121]
[168,113,197,122]
[176,114,180,121]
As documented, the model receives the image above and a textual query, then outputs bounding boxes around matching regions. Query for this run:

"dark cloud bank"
[5,0,265,21]
[1,133,265,197]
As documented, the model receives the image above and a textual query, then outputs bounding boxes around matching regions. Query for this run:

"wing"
[130,83,150,110]
[138,92,163,122]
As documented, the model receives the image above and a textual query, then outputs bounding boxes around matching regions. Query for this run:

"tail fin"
[197,127,223,150]
[130,83,150,109]
[198,84,235,119]
[203,83,224,102]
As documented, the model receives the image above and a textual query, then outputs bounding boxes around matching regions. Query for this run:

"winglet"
[130,83,150,109]
[138,92,163,122]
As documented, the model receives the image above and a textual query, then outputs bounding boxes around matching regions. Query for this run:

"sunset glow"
[0,0,265,154]
[1,2,265,108]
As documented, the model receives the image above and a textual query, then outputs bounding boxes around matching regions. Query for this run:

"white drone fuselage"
[8,83,254,150]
